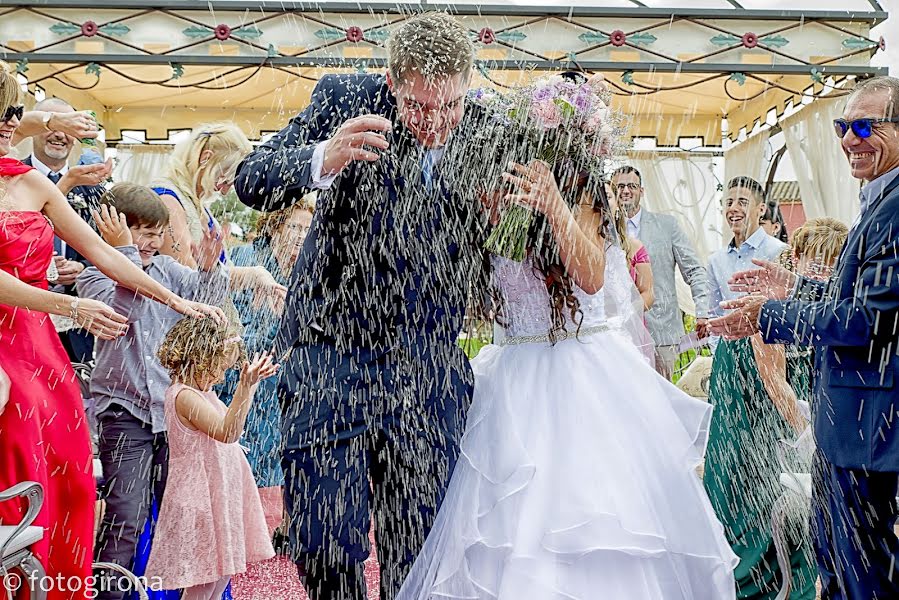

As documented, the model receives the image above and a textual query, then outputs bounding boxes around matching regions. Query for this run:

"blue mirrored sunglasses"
[833,117,899,138]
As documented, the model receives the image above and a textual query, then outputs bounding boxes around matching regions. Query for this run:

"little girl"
[147,317,277,599]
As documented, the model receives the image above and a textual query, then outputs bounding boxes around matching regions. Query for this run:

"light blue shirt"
[860,164,899,217]
[707,227,788,317]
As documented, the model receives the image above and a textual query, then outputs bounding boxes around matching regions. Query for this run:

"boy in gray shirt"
[77,183,228,599]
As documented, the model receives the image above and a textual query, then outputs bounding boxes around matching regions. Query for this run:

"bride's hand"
[501,161,566,221]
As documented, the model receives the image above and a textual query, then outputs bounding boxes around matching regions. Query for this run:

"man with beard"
[22,97,113,362]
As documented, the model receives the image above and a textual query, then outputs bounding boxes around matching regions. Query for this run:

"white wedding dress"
[398,246,738,600]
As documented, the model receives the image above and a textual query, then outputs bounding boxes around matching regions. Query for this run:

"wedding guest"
[611,165,709,378]
[218,196,314,536]
[79,184,228,600]
[0,62,223,600]
[154,122,285,310]
[759,198,788,244]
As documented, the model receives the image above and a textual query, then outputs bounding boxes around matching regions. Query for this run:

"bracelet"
[69,297,80,321]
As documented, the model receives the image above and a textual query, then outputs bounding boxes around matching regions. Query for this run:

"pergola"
[0,0,889,147]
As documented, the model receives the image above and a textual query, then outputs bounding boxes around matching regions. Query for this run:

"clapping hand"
[50,110,100,141]
[728,258,797,301]
[195,226,225,273]
[53,255,85,286]
[92,204,133,247]
[59,159,113,194]
[238,352,280,390]
[707,295,766,340]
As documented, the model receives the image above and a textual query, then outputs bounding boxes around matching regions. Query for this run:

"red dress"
[0,158,95,599]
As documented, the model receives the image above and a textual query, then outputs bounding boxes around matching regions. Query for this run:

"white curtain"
[113,144,173,186]
[629,151,720,316]
[782,97,860,227]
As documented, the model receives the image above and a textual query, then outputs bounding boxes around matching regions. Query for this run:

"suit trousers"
[812,451,899,599]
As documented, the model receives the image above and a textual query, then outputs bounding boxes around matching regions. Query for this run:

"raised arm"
[503,161,606,293]
[175,354,279,444]
[34,173,222,321]
[749,335,807,434]
[235,74,390,212]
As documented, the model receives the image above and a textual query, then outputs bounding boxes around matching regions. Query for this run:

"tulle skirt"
[398,328,738,600]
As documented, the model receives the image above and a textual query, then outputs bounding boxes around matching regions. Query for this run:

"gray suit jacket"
[637,210,710,346]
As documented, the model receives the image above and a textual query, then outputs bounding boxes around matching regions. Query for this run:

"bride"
[397,154,738,599]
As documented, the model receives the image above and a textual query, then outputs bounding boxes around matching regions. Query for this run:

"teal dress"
[217,238,284,488]
[703,338,816,599]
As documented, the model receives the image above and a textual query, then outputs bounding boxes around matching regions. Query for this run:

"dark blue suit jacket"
[235,74,493,357]
[760,173,899,471]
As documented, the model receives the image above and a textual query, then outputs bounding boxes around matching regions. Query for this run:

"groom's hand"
[321,115,392,178]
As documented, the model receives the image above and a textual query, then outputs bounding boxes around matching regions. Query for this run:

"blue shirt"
[860,165,899,217]
[707,227,788,317]
[77,245,229,433]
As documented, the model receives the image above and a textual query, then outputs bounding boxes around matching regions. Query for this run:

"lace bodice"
[492,246,635,338]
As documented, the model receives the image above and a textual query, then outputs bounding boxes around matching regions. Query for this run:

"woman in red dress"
[0,64,224,599]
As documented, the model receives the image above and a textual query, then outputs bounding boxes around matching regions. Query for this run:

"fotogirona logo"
[2,572,165,599]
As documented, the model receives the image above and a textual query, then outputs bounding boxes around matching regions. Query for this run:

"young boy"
[77,183,228,600]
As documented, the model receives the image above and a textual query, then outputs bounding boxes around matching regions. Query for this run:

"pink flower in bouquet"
[532,100,563,129]
[584,102,609,132]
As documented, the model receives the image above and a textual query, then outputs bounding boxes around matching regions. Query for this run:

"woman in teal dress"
[703,217,849,599]
[218,199,314,518]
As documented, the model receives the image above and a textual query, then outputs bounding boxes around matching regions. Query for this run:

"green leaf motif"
[182,26,210,39]
[15,59,28,75]
[710,34,739,47]
[842,37,876,50]
[761,34,789,48]
[267,44,278,58]
[810,67,824,83]
[365,29,390,43]
[622,70,635,86]
[99,23,131,37]
[356,60,368,74]
[171,63,184,79]
[49,22,81,36]
[578,32,608,45]
[496,31,527,43]
[314,28,344,41]
[233,26,262,40]
[629,32,657,46]
[85,62,101,77]
[729,72,746,86]
[476,61,490,78]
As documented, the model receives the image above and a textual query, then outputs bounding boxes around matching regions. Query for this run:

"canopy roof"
[0,1,888,146]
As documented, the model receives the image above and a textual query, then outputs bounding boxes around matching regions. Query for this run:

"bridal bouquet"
[469,75,622,262]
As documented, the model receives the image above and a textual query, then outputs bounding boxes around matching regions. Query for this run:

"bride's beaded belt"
[500,323,616,346]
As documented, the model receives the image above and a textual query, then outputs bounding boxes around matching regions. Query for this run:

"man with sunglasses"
[709,75,899,599]
[610,165,710,380]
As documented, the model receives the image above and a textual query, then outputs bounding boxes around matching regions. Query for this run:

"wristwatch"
[42,113,54,131]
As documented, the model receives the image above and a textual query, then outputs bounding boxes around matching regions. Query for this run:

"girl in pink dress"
[147,318,277,600]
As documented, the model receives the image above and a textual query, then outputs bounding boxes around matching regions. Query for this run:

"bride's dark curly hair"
[475,163,612,344]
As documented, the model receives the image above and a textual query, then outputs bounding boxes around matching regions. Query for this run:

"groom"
[708,76,899,598]
[235,12,498,599]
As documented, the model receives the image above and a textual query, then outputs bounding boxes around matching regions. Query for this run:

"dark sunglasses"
[1,105,23,123]
[833,117,899,139]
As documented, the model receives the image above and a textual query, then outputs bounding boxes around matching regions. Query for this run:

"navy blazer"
[23,154,105,294]
[760,173,899,471]
[236,74,496,356]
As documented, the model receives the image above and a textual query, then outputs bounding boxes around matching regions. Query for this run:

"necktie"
[47,172,65,257]
[421,151,435,191]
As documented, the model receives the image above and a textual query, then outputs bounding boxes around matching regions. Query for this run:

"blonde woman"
[155,123,286,308]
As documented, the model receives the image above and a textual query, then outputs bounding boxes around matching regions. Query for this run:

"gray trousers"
[94,405,169,600]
